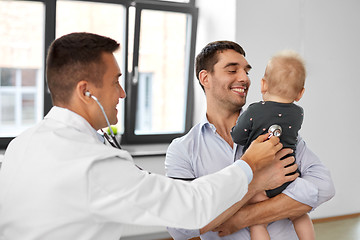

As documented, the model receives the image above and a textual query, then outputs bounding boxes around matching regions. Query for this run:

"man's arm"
[284,136,335,208]
[213,136,335,236]
[214,193,311,237]
[165,139,202,239]
[201,147,299,234]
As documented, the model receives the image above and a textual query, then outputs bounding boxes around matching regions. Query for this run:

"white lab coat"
[0,107,250,240]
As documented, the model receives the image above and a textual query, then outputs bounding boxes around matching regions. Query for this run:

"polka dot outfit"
[231,101,303,198]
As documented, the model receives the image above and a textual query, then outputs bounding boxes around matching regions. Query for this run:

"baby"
[231,50,314,240]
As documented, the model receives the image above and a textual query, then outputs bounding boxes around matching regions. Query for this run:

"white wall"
[233,0,360,218]
[193,0,237,122]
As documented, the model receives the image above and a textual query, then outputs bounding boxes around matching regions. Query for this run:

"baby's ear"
[260,78,268,94]
[295,88,305,102]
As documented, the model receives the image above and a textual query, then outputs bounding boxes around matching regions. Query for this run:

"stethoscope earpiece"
[86,91,121,149]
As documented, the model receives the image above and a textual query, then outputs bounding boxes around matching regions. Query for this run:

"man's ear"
[260,78,268,94]
[76,80,91,103]
[199,70,209,89]
[295,88,305,102]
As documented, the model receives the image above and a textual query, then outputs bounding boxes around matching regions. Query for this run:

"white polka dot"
[278,113,282,117]
[250,118,253,121]
[289,126,292,129]
[263,128,266,131]
[244,129,247,132]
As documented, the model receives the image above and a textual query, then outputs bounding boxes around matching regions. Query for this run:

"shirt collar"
[44,106,104,144]
[200,108,244,133]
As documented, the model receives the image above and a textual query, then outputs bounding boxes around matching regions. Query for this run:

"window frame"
[0,0,197,149]
[123,0,198,144]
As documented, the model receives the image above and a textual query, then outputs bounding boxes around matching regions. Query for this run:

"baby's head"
[262,50,306,102]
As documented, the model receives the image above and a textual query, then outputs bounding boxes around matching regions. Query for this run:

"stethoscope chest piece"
[268,124,282,137]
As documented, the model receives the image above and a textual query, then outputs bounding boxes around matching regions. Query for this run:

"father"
[165,41,335,239]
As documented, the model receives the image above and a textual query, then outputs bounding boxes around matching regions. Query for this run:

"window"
[0,0,44,140]
[124,1,197,143]
[0,0,198,148]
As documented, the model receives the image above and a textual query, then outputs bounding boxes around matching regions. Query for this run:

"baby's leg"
[250,224,271,240]
[290,214,315,240]
[249,192,270,240]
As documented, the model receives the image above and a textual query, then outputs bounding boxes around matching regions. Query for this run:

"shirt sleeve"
[87,152,250,230]
[282,136,335,210]
[165,138,197,179]
[166,227,200,240]
[164,140,202,239]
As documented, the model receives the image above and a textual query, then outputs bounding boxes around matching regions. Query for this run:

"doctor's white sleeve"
[87,154,250,230]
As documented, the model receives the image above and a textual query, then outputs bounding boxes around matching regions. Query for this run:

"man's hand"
[241,133,283,173]
[251,148,299,192]
[213,214,240,237]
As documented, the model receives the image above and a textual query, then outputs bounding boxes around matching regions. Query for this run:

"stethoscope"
[100,129,121,149]
[268,124,282,137]
[85,91,121,149]
[86,91,149,172]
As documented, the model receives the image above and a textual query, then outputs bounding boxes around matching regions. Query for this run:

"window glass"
[21,69,37,87]
[135,9,188,135]
[22,93,36,124]
[56,0,126,134]
[1,93,15,125]
[0,68,16,87]
[0,0,44,137]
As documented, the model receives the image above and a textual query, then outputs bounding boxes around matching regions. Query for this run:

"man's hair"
[195,41,246,91]
[264,50,306,100]
[46,32,120,105]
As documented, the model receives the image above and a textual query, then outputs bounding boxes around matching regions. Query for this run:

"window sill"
[122,143,169,157]
[0,144,169,160]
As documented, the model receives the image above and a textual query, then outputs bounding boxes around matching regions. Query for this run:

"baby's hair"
[264,50,306,100]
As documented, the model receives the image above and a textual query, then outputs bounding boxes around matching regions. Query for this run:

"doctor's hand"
[241,133,283,173]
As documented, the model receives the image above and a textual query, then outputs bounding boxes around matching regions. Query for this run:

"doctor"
[0,32,298,240]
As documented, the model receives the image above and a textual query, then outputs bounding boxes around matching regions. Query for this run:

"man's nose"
[119,86,126,99]
[237,70,250,83]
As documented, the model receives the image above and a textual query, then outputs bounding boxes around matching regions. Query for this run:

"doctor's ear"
[76,81,92,102]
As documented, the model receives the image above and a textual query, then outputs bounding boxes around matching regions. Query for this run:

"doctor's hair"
[264,50,306,100]
[46,32,120,105]
[195,40,246,91]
